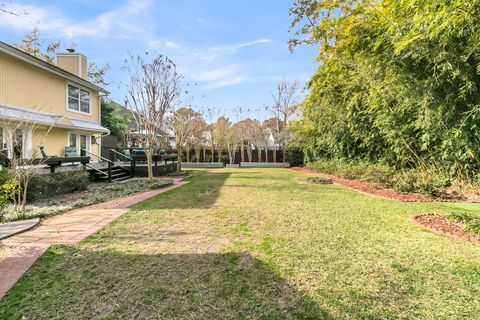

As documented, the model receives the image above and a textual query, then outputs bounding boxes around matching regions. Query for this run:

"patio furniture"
[64,146,78,157]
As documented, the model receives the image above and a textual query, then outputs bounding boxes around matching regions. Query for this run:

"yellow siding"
[0,52,99,123]
[56,55,79,78]
[32,127,98,157]
[81,56,87,80]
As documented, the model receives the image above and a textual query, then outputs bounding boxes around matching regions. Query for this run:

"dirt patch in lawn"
[413,214,480,244]
[289,167,480,203]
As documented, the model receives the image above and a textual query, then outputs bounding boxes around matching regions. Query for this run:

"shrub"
[0,169,16,222]
[306,176,333,184]
[27,171,90,202]
[306,158,453,196]
[393,170,451,197]
[306,160,394,187]
[221,154,230,165]
[447,212,480,235]
[166,171,189,176]
[284,147,304,166]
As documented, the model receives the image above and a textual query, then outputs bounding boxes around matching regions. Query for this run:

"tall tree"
[100,99,131,143]
[125,54,181,180]
[267,78,299,162]
[213,116,230,163]
[290,0,480,177]
[170,107,202,171]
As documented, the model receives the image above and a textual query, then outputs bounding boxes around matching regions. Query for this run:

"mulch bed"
[288,167,480,203]
[412,214,480,244]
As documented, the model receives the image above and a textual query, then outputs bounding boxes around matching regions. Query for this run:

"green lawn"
[1,168,479,319]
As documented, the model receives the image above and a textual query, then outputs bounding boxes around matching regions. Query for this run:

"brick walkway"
[0,180,187,299]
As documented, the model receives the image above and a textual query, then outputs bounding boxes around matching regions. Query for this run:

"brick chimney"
[56,48,88,80]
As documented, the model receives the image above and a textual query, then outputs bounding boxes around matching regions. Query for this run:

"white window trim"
[66,81,92,116]
[67,131,91,156]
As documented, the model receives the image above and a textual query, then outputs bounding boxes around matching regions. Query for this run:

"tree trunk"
[247,145,252,162]
[203,146,206,163]
[240,142,245,162]
[22,180,28,209]
[211,145,215,163]
[195,145,201,163]
[273,148,277,163]
[176,146,182,172]
[218,146,222,163]
[186,144,190,162]
[146,149,154,181]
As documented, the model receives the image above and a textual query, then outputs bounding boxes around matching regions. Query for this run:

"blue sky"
[0,0,317,120]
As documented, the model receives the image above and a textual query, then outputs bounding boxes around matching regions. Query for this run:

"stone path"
[0,180,187,299]
[0,218,40,240]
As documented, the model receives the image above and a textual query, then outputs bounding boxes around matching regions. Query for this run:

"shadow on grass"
[0,247,333,319]
[133,170,232,210]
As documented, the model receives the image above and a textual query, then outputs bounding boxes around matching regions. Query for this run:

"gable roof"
[0,41,109,94]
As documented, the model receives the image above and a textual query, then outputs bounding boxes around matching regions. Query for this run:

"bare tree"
[226,122,239,165]
[263,117,284,163]
[252,120,265,162]
[124,54,181,180]
[0,1,28,16]
[236,118,256,162]
[170,107,202,172]
[4,119,52,210]
[267,78,299,162]
[192,115,206,163]
[213,116,230,164]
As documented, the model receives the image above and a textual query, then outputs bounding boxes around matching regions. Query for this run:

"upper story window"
[67,84,90,114]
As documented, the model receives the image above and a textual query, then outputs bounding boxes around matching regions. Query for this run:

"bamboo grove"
[290,0,480,179]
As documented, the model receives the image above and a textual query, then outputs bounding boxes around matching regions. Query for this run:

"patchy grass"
[1,178,174,222]
[306,176,333,184]
[0,169,479,319]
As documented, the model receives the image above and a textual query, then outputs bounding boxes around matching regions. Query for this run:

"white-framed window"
[67,83,91,114]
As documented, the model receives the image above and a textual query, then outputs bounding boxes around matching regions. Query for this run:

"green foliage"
[26,171,89,202]
[393,170,451,197]
[100,99,131,140]
[291,1,480,179]
[306,176,333,184]
[220,154,230,165]
[306,159,453,196]
[0,169,16,222]
[284,147,304,166]
[447,212,480,235]
[306,160,395,187]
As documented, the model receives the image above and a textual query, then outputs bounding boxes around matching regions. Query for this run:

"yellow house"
[0,41,109,159]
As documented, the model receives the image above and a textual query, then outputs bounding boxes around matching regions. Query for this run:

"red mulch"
[412,214,480,244]
[288,167,480,203]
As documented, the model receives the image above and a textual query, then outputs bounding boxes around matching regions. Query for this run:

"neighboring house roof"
[0,104,109,133]
[0,41,109,94]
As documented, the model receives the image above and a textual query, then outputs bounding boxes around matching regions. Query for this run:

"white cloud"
[165,41,181,49]
[147,38,272,89]
[0,0,152,39]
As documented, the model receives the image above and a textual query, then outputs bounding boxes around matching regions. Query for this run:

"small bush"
[166,171,189,176]
[27,171,90,202]
[306,176,333,184]
[221,154,230,165]
[393,170,451,197]
[447,211,480,235]
[284,147,304,166]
